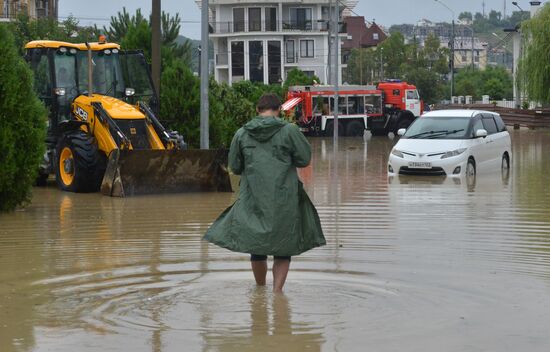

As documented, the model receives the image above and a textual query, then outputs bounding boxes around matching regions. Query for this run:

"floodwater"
[1,130,550,352]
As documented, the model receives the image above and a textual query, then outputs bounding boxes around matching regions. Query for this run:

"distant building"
[395,19,489,70]
[442,37,489,70]
[197,0,353,85]
[0,0,58,21]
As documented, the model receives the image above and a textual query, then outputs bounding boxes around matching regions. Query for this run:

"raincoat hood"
[244,116,286,142]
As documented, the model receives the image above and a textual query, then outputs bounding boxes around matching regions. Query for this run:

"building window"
[249,8,261,32]
[233,8,245,32]
[265,8,277,31]
[461,54,467,61]
[268,41,281,84]
[290,8,312,30]
[373,33,379,40]
[286,40,295,63]
[231,41,244,80]
[249,41,264,83]
[300,40,314,58]
[303,71,315,78]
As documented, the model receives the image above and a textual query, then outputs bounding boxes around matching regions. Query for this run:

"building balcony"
[209,21,345,34]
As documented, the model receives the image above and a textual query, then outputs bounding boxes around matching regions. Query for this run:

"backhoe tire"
[55,131,105,193]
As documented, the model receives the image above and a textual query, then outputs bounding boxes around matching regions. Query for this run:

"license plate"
[409,162,432,169]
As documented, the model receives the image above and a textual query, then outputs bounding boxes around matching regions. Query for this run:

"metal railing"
[209,20,345,34]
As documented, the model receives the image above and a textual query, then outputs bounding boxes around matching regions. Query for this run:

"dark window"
[248,8,261,31]
[365,95,382,114]
[290,8,312,30]
[300,40,314,58]
[285,40,295,63]
[482,116,498,135]
[249,41,264,83]
[231,41,244,78]
[347,96,364,114]
[494,114,506,132]
[267,41,281,84]
[233,8,245,32]
[265,8,277,31]
[303,70,315,78]
[472,118,484,137]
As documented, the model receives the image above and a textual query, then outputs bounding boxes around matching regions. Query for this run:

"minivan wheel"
[466,158,476,188]
[466,159,476,177]
[501,153,510,170]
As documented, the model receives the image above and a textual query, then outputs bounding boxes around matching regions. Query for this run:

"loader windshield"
[76,50,125,97]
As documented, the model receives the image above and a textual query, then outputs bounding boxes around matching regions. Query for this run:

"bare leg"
[251,260,267,286]
[272,259,290,293]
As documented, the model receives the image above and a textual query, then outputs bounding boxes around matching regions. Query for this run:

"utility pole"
[471,27,475,70]
[451,19,455,98]
[330,0,340,143]
[200,0,209,149]
[435,0,455,100]
[151,0,161,108]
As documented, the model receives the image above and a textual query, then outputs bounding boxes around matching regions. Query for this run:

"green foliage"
[283,68,320,89]
[7,14,100,53]
[517,3,550,104]
[106,8,193,67]
[0,26,47,212]
[454,66,513,100]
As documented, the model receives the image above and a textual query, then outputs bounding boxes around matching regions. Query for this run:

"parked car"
[388,110,511,178]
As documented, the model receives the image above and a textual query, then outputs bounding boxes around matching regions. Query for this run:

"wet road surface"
[1,130,550,351]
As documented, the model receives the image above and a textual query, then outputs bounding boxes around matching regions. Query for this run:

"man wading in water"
[204,94,325,292]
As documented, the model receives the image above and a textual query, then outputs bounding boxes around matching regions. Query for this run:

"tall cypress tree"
[0,25,47,212]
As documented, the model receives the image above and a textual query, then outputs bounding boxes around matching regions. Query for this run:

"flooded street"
[1,129,550,352]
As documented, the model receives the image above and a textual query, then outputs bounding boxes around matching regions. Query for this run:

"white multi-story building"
[197,0,353,85]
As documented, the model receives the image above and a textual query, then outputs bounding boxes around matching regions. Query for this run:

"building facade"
[0,0,58,21]
[198,0,352,85]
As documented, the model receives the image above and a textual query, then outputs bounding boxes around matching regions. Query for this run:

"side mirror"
[397,128,406,136]
[475,129,488,138]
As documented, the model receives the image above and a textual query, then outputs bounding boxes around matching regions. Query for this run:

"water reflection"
[201,290,322,352]
[1,130,550,351]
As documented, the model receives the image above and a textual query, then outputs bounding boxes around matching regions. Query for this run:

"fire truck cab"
[283,81,422,137]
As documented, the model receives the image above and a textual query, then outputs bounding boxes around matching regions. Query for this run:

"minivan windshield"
[403,116,471,139]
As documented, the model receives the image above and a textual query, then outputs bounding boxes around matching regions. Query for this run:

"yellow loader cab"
[25,39,231,196]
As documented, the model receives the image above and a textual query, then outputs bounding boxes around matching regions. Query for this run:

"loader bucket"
[100,149,232,197]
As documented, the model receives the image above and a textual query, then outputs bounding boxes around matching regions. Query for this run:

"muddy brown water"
[1,130,550,352]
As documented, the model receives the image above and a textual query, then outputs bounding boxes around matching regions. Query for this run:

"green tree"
[379,32,407,78]
[106,8,193,67]
[8,14,100,53]
[0,26,47,211]
[517,3,550,104]
[459,12,473,21]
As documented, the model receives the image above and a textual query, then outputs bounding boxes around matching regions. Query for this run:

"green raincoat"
[204,116,326,256]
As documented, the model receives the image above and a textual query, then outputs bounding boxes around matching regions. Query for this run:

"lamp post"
[200,0,209,149]
[434,0,455,100]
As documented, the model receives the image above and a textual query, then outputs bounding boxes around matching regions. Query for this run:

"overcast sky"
[58,0,545,39]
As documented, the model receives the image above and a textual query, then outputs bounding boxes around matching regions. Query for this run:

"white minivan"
[388,110,511,177]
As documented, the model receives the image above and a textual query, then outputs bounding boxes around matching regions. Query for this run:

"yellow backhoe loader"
[25,38,231,196]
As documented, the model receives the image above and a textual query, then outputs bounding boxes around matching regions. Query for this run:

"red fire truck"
[282,80,423,136]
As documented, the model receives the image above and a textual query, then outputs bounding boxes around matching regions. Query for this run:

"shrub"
[0,25,47,212]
